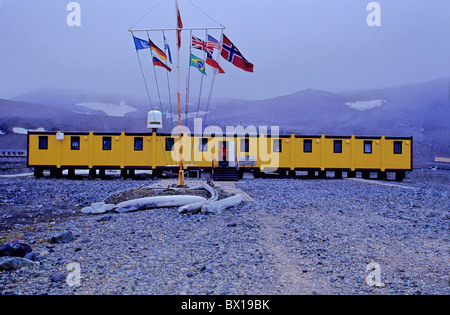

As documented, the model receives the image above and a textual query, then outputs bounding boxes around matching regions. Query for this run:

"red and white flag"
[220,34,254,73]
[206,56,225,74]
[176,1,183,50]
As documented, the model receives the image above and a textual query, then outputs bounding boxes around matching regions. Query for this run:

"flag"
[153,57,172,72]
[149,38,167,61]
[133,36,150,50]
[176,0,183,49]
[192,35,224,73]
[163,35,172,64]
[220,34,254,73]
[207,34,221,51]
[191,35,212,55]
[190,54,206,75]
[206,56,225,74]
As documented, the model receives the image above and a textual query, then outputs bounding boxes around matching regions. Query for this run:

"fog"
[0,0,449,101]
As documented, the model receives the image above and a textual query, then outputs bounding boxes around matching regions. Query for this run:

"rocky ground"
[0,171,448,295]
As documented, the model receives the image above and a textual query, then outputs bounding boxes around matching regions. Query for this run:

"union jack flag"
[191,35,225,74]
[191,35,213,55]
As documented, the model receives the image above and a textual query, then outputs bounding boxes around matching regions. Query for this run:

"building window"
[102,137,112,150]
[273,139,282,152]
[333,140,342,153]
[165,137,175,151]
[38,136,48,150]
[199,138,208,152]
[394,141,403,154]
[134,137,143,151]
[364,141,372,154]
[303,139,312,153]
[240,138,250,153]
[71,136,80,150]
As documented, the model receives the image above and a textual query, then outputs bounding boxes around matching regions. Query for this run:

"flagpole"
[162,31,175,132]
[129,0,227,188]
[147,32,165,127]
[204,29,224,127]
[195,30,209,120]
[132,32,155,113]
[176,0,184,187]
[186,30,193,128]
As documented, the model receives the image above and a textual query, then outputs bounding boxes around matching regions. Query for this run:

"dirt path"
[257,210,333,295]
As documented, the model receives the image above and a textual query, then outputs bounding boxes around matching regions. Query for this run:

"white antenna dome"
[147,110,163,129]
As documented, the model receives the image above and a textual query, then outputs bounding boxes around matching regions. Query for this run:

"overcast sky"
[0,0,449,101]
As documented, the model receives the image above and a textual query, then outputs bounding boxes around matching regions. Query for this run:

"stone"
[39,250,50,257]
[0,256,35,271]
[50,274,67,283]
[96,214,113,222]
[50,230,74,243]
[0,242,32,258]
[24,252,36,261]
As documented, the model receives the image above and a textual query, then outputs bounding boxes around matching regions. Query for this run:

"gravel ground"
[0,171,448,295]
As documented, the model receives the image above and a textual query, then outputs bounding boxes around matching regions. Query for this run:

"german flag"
[149,38,167,61]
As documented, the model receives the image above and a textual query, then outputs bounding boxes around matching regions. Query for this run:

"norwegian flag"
[220,34,254,73]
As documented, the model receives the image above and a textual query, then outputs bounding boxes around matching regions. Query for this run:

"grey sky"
[0,0,449,101]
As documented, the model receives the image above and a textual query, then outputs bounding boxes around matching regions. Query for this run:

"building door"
[218,141,237,168]
[218,141,228,167]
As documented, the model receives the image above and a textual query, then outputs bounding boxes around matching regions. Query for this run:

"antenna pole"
[176,0,184,187]
[129,1,226,188]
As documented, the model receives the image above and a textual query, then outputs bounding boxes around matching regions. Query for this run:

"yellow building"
[27,131,412,181]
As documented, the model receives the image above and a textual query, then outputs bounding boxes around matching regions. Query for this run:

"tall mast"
[129,1,225,188]
[176,0,184,187]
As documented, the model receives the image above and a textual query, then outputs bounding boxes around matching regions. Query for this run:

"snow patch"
[13,127,45,134]
[170,111,209,121]
[345,99,386,110]
[75,101,137,117]
[72,110,91,115]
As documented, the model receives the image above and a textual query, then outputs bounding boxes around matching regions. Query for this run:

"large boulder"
[0,242,32,258]
[50,230,74,243]
[0,256,35,271]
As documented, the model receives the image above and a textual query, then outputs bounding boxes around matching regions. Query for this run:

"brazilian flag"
[190,53,207,75]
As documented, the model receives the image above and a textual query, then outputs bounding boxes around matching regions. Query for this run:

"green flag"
[190,53,207,75]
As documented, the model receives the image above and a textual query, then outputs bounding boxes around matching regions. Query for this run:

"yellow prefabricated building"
[27,131,412,181]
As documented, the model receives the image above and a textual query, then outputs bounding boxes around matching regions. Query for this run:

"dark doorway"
[218,141,229,167]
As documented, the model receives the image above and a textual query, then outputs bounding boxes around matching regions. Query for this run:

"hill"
[1,78,449,167]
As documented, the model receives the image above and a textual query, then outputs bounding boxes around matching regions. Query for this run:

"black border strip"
[294,135,322,138]
[324,135,352,139]
[354,136,382,139]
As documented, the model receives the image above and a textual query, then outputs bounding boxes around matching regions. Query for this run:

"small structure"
[147,111,163,131]
[425,157,450,171]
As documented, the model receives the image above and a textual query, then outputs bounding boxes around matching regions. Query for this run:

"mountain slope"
[1,78,449,166]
